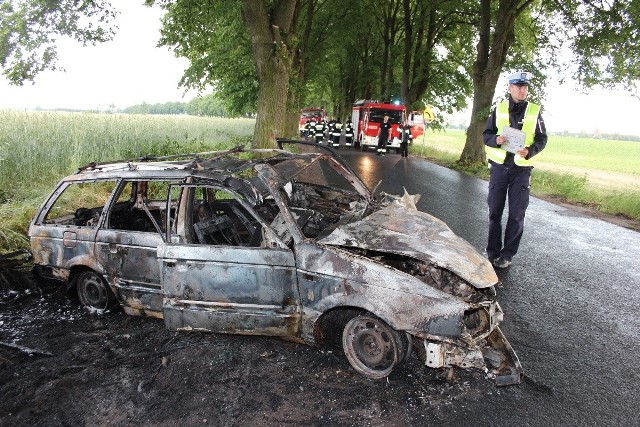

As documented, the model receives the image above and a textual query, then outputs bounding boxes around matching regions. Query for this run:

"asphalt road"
[336,147,640,426]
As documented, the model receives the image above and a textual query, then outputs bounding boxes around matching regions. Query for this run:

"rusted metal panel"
[318,204,499,288]
[158,243,300,337]
[29,225,100,280]
[294,243,468,341]
[163,299,302,338]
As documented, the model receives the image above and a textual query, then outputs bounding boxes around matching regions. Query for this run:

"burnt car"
[28,141,523,385]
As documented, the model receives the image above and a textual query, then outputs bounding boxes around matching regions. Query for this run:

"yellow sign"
[423,106,435,122]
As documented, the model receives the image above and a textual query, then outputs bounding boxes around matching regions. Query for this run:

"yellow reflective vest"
[485,101,540,166]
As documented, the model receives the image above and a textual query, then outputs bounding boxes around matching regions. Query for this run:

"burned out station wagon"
[28,141,523,385]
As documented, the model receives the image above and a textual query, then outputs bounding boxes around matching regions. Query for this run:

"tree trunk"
[242,0,298,149]
[459,0,532,165]
[461,81,497,164]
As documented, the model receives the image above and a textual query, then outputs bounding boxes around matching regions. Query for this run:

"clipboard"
[500,126,525,154]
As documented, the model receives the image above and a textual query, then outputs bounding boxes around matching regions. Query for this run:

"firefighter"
[377,115,391,155]
[397,120,413,157]
[483,71,548,269]
[344,119,354,148]
[307,118,317,140]
[326,118,336,141]
[303,120,311,138]
[331,119,342,148]
[314,119,325,143]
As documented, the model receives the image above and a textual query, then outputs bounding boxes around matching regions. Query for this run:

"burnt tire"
[342,314,404,380]
[76,270,115,311]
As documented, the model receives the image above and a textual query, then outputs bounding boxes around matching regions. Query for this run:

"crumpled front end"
[318,201,499,289]
[414,302,524,386]
[316,198,523,385]
[391,258,523,385]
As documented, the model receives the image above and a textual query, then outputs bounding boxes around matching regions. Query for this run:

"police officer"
[397,120,413,157]
[344,119,354,148]
[483,71,548,268]
[331,119,342,148]
[377,115,391,155]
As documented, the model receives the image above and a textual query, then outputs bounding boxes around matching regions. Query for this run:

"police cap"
[507,71,531,85]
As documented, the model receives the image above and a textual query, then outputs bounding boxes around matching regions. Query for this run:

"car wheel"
[342,314,403,379]
[76,270,115,311]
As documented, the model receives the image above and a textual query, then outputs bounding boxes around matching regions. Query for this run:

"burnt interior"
[287,182,366,239]
[191,198,262,246]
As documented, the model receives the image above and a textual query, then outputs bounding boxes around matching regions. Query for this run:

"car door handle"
[162,259,177,267]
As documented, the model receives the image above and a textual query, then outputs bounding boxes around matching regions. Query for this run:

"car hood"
[317,204,498,288]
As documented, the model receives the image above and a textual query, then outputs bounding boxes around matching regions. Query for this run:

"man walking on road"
[483,71,548,269]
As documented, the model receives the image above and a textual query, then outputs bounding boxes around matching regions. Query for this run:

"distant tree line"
[121,101,186,115]
[121,93,230,117]
[553,131,640,142]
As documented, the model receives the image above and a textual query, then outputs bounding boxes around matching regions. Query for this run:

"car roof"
[60,141,372,200]
[66,147,312,179]
[66,143,353,181]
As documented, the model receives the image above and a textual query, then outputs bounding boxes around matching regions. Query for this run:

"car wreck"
[28,140,523,386]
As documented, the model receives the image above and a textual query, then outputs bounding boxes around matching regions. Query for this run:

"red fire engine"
[351,100,406,152]
[408,110,425,139]
[407,105,435,140]
[298,107,326,136]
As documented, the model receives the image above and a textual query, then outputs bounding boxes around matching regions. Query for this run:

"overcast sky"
[1,1,639,137]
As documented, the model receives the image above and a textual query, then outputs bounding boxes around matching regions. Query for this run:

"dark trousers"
[377,135,388,152]
[486,163,531,260]
[400,142,408,157]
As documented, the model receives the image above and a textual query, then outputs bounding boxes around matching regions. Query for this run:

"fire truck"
[298,107,326,137]
[408,110,425,139]
[408,105,435,140]
[351,100,406,152]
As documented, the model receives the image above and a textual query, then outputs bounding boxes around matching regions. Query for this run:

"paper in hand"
[500,126,525,154]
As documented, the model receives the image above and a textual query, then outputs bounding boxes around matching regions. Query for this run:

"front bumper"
[420,326,524,386]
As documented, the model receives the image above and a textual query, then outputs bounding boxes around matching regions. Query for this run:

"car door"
[94,180,175,317]
[29,179,117,282]
[159,184,300,338]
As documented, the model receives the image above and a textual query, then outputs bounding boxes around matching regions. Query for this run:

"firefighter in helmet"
[331,119,342,148]
[307,118,317,140]
[314,119,325,143]
[344,119,354,148]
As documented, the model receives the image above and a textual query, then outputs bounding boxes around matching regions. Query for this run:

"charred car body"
[28,141,523,385]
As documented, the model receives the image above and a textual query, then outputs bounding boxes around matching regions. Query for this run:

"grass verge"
[412,131,640,226]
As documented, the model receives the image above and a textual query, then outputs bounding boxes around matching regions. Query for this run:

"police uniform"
[482,71,548,268]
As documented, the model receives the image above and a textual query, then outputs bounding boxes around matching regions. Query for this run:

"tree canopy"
[0,0,117,84]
